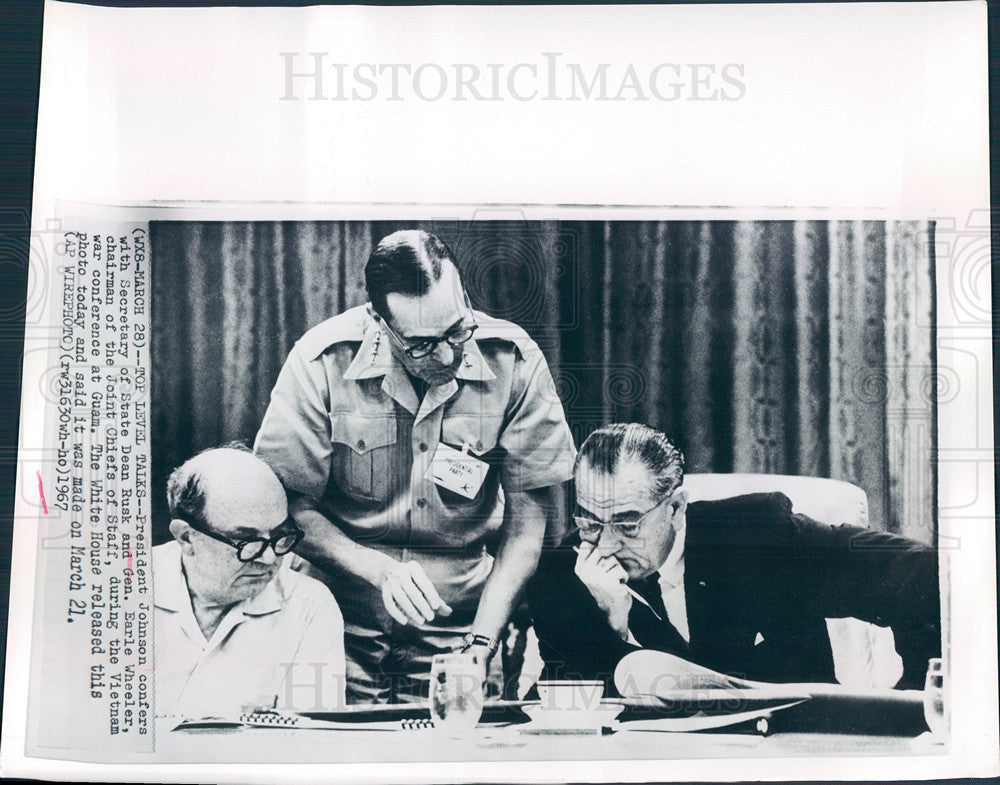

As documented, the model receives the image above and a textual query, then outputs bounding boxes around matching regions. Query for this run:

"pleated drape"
[150,220,935,542]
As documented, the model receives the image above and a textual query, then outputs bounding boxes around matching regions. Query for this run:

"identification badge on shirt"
[426,442,489,499]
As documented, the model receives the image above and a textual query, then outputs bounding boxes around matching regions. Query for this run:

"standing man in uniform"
[255,229,575,703]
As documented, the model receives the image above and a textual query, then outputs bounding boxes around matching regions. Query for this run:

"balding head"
[168,446,287,530]
[167,444,291,605]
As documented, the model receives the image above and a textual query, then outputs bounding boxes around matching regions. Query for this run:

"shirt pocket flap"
[329,413,397,455]
[441,415,502,457]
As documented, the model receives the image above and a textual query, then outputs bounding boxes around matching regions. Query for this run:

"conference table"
[156,690,943,764]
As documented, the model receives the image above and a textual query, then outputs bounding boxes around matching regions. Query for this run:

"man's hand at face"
[378,557,453,626]
[574,542,631,640]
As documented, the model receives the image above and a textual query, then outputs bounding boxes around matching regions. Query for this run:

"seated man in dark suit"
[527,423,940,693]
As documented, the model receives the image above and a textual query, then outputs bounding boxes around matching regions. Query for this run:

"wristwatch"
[458,632,500,658]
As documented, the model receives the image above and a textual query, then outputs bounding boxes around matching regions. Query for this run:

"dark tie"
[627,572,687,654]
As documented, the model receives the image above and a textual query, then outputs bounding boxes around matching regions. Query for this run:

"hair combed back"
[166,441,251,519]
[576,423,685,499]
[365,229,458,319]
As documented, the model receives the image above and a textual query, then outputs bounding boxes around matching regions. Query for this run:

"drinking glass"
[923,657,947,738]
[429,652,484,734]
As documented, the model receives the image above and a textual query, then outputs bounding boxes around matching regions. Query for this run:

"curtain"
[150,220,935,543]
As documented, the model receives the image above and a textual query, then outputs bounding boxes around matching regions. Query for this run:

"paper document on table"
[615,649,775,695]
[619,701,805,733]
[173,713,436,732]
[614,650,919,702]
[613,650,930,736]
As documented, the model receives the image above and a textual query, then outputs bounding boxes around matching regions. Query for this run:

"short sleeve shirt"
[153,542,346,717]
[254,305,576,558]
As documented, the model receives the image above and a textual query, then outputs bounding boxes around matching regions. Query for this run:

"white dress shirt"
[656,523,689,643]
[153,542,346,718]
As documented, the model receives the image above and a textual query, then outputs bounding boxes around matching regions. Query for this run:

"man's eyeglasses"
[572,493,674,541]
[380,310,478,360]
[175,509,304,563]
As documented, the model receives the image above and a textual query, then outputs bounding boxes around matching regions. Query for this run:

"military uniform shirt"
[254,305,575,610]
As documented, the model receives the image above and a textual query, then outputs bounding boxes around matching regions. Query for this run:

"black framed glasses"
[378,294,479,361]
[175,509,304,562]
[381,317,478,360]
[572,493,674,542]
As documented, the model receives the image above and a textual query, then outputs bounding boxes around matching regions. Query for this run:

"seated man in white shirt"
[153,444,346,718]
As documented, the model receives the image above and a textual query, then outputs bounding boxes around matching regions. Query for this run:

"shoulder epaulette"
[296,305,369,360]
[472,310,538,356]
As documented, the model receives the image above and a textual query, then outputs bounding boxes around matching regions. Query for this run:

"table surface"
[154,717,942,764]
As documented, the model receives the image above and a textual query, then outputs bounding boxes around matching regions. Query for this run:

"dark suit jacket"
[527,493,940,693]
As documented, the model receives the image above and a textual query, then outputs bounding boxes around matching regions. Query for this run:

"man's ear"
[169,518,196,554]
[670,488,688,518]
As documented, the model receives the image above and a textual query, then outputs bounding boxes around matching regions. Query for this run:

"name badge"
[426,442,489,499]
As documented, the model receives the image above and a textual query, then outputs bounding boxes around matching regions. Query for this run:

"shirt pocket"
[329,413,397,501]
[440,414,503,460]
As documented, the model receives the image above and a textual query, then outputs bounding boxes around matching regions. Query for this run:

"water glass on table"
[430,651,485,734]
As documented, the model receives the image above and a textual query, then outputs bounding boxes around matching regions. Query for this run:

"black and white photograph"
[139,217,942,759]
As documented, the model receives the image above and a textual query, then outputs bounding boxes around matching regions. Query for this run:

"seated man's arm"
[786,508,941,689]
[527,535,638,693]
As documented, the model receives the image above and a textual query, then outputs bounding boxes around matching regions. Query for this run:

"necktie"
[627,572,687,654]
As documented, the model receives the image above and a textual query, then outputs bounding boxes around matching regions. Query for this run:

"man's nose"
[255,544,278,565]
[596,525,623,554]
[432,341,455,365]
